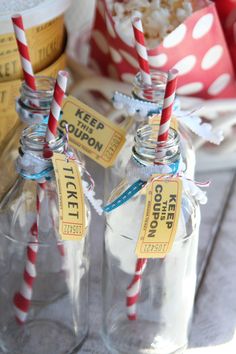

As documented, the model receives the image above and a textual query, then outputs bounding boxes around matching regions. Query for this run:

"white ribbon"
[16,151,52,178]
[174,108,224,145]
[82,180,103,215]
[113,92,224,145]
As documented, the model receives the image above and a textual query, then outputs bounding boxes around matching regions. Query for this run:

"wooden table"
[78,160,236,354]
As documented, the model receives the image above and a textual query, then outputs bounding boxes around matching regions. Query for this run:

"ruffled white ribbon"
[112,91,223,145]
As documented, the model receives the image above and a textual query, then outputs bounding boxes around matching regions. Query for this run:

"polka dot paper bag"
[214,0,236,73]
[89,0,236,99]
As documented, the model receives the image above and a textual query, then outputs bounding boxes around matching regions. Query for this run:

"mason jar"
[105,70,195,200]
[0,124,90,354]
[102,124,201,354]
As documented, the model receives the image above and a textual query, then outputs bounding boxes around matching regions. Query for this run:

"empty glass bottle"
[0,124,90,354]
[105,70,195,199]
[102,124,201,354]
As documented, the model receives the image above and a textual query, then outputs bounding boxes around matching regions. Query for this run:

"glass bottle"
[0,76,56,202]
[105,70,195,199]
[102,124,201,354]
[0,124,90,354]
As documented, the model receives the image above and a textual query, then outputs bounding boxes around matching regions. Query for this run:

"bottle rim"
[133,124,180,165]
[20,76,56,100]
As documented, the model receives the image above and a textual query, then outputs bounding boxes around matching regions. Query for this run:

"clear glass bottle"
[102,124,200,354]
[105,70,195,199]
[0,124,90,354]
[0,76,56,202]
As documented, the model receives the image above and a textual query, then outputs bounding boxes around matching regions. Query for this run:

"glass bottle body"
[102,127,200,354]
[105,71,195,200]
[0,124,90,354]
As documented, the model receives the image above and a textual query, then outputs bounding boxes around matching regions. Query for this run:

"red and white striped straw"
[13,182,45,324]
[13,71,68,324]
[132,17,152,86]
[126,258,147,320]
[45,70,68,143]
[12,14,36,90]
[157,69,178,143]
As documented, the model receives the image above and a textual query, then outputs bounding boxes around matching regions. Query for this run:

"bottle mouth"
[20,124,66,155]
[133,124,180,165]
[21,76,56,100]
[132,70,167,103]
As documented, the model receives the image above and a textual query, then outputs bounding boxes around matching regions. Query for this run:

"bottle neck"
[132,124,180,168]
[16,76,55,125]
[18,124,84,181]
[20,124,66,157]
[132,70,167,104]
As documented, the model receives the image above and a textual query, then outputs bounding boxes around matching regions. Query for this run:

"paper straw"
[13,71,68,324]
[126,258,147,320]
[45,70,68,143]
[132,17,152,86]
[11,14,39,324]
[13,183,45,324]
[132,17,154,101]
[12,14,36,90]
[157,69,178,143]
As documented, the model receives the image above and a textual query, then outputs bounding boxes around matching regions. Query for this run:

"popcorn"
[112,0,195,47]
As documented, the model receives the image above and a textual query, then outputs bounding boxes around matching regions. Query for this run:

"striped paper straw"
[11,14,39,323]
[157,69,178,143]
[13,71,68,324]
[132,17,152,86]
[132,17,153,101]
[12,182,45,324]
[126,258,147,320]
[45,70,68,144]
[12,14,36,90]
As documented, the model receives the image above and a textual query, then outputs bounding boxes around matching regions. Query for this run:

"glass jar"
[0,76,56,202]
[102,125,200,354]
[105,70,195,199]
[0,124,90,354]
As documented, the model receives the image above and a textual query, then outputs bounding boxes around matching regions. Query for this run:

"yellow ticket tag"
[149,114,178,131]
[136,176,182,258]
[60,96,126,168]
[52,153,85,241]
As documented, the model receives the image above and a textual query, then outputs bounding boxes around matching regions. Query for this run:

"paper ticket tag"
[149,114,178,131]
[60,96,126,168]
[52,153,85,241]
[136,176,182,258]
